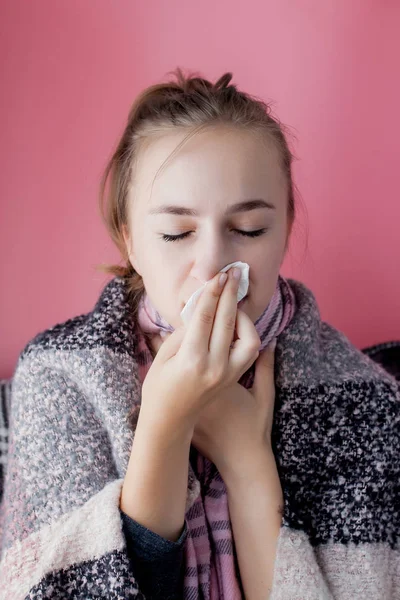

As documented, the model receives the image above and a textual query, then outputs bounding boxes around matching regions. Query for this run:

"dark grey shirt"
[120,510,188,599]
[120,448,199,598]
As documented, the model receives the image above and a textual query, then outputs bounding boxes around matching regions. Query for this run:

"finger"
[180,272,226,356]
[149,334,164,353]
[228,308,261,375]
[154,326,186,361]
[209,267,241,363]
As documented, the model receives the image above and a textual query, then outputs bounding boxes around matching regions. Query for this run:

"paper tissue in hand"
[180,261,250,326]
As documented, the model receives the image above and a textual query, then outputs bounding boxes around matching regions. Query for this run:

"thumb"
[253,338,277,391]
[154,326,186,361]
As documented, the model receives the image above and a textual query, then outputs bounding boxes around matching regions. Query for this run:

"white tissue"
[180,261,250,326]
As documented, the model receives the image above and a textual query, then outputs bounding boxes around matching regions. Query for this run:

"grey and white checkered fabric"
[0,378,12,503]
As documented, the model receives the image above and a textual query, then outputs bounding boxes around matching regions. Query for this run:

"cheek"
[141,260,184,321]
[137,242,169,278]
[246,262,281,320]
[249,255,280,288]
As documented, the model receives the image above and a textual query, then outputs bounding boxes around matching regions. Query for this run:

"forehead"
[131,126,286,210]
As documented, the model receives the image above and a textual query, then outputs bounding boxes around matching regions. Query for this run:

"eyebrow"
[148,199,276,216]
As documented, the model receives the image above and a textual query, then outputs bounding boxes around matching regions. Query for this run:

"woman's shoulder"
[282,278,399,394]
[17,276,139,369]
[320,319,399,391]
[18,311,94,366]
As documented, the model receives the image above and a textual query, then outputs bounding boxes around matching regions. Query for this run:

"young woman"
[1,70,398,600]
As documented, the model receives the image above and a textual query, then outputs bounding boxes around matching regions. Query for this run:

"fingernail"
[232,267,241,280]
[219,273,228,286]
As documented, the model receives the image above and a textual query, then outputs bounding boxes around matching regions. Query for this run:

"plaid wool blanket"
[0,275,399,599]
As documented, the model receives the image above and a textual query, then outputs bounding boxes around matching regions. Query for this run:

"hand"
[191,329,277,478]
[139,268,260,434]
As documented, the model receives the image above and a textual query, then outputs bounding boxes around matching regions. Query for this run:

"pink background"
[1,0,399,379]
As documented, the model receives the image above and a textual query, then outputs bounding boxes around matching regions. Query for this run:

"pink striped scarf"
[134,274,296,599]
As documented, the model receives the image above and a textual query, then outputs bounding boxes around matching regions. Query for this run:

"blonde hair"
[97,68,298,318]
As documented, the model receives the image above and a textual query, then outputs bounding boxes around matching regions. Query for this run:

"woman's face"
[123,125,291,329]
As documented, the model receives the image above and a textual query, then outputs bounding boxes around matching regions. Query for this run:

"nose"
[189,232,235,286]
[190,261,232,286]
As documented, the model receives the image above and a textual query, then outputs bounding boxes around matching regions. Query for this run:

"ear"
[122,224,141,275]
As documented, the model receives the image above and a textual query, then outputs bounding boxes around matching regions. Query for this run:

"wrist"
[137,405,195,447]
[221,447,281,491]
[121,409,194,541]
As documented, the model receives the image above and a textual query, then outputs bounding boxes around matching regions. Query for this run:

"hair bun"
[172,69,235,95]
[214,72,234,90]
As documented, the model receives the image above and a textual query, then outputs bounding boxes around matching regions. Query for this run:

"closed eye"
[161,229,268,242]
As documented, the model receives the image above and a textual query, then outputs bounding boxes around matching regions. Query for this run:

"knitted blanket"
[0,275,399,599]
